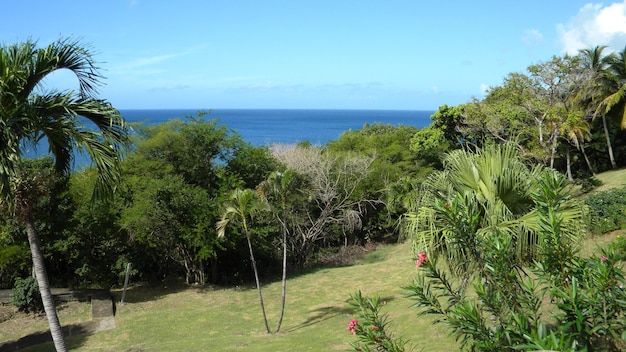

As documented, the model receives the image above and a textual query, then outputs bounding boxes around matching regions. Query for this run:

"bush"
[575,176,601,194]
[608,234,626,261]
[584,187,626,235]
[10,276,43,313]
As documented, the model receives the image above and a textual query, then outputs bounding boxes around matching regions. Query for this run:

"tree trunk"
[566,147,573,181]
[549,129,558,169]
[275,219,288,333]
[25,218,68,352]
[580,145,596,176]
[602,115,617,169]
[246,234,270,334]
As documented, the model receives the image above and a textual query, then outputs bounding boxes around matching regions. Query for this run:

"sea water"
[25,109,435,168]
[120,109,435,146]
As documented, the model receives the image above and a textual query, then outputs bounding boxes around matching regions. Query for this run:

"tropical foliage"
[0,38,129,352]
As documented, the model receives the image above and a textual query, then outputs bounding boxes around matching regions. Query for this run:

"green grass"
[5,236,622,352]
[587,167,626,194]
[6,241,454,351]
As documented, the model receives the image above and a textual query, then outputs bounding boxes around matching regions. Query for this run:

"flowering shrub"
[348,209,626,351]
[347,291,410,351]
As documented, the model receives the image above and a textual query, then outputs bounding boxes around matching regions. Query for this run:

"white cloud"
[522,29,543,46]
[480,83,490,95]
[559,1,626,53]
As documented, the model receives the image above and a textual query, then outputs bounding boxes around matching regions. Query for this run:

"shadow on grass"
[111,278,194,305]
[285,305,354,332]
[0,322,91,352]
[285,296,396,333]
[110,243,402,305]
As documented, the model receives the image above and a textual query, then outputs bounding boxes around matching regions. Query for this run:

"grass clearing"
[590,167,626,194]
[4,232,622,351]
[5,241,458,351]
[0,300,91,342]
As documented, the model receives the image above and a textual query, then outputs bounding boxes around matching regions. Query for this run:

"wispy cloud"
[558,1,626,53]
[522,29,543,46]
[119,52,185,71]
[480,83,490,95]
[146,84,191,92]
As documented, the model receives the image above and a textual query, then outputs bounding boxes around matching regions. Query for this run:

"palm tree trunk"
[25,218,68,352]
[602,115,617,169]
[246,234,270,334]
[275,220,288,333]
[580,145,596,176]
[566,148,573,181]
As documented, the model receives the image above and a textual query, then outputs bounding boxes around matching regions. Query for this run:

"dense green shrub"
[584,187,626,235]
[10,276,43,313]
[608,234,626,261]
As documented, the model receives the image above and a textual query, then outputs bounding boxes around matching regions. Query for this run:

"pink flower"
[416,252,428,268]
[371,325,379,331]
[347,319,359,335]
[601,255,608,262]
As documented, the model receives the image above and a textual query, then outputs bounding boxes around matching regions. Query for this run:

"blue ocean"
[120,109,435,146]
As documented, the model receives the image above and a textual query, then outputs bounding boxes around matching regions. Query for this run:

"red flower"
[347,319,359,335]
[416,251,428,268]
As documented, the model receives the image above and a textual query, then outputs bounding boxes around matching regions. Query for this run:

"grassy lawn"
[1,241,456,351]
[6,232,620,351]
[589,167,626,194]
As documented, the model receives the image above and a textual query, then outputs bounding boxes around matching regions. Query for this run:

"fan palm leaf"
[405,143,585,279]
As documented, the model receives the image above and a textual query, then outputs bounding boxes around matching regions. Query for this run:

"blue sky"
[3,1,626,110]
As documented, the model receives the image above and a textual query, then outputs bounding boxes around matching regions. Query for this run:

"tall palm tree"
[405,143,585,280]
[596,47,626,129]
[578,45,617,169]
[257,169,300,333]
[216,188,271,333]
[0,39,129,352]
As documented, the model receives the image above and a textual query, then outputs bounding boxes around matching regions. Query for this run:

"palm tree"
[404,143,585,280]
[216,188,271,333]
[560,112,594,179]
[596,47,626,129]
[257,169,300,333]
[0,39,129,352]
[579,45,618,168]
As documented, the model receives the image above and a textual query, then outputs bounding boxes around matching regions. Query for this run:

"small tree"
[216,188,271,333]
[270,144,379,265]
[257,169,302,333]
